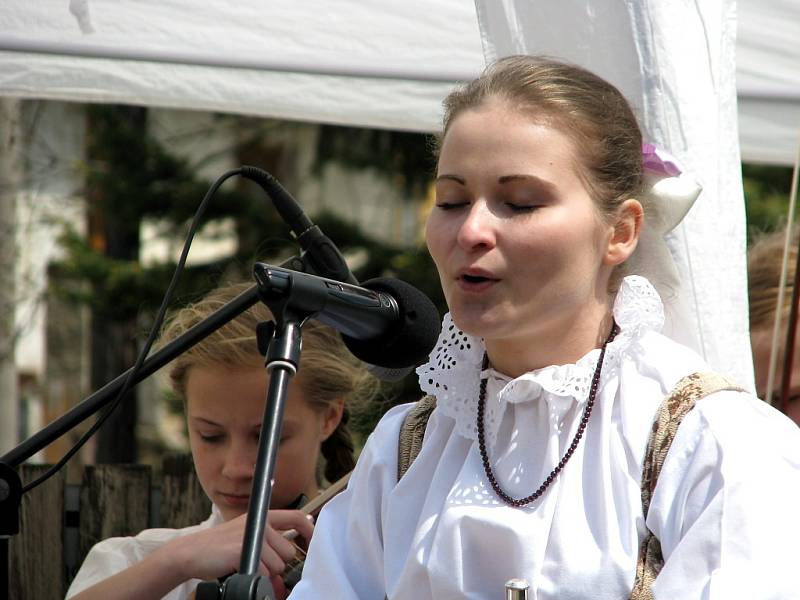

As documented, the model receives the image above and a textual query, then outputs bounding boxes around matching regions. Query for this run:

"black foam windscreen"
[341,277,441,369]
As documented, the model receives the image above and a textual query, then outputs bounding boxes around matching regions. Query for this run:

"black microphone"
[241,166,357,286]
[242,166,439,380]
[253,264,440,371]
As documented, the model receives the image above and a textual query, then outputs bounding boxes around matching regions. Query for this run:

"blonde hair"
[158,280,379,482]
[748,228,797,331]
[439,55,644,221]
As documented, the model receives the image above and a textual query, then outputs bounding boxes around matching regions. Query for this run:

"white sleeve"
[648,391,800,599]
[288,403,412,599]
[65,537,140,598]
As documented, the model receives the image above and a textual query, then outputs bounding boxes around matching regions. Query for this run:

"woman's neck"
[484,310,615,379]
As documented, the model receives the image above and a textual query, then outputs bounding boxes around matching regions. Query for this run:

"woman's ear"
[604,199,643,266]
[320,398,346,441]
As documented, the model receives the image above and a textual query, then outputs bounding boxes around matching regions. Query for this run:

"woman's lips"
[219,493,250,507]
[457,271,499,292]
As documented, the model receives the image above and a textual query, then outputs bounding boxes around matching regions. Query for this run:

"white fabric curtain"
[474,0,753,389]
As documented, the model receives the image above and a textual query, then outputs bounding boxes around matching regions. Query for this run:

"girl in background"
[67,280,378,599]
[748,227,800,424]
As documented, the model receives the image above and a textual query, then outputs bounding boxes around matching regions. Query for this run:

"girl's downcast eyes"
[435,201,469,210]
[505,202,538,213]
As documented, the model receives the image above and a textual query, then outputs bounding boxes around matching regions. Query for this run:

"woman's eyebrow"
[435,174,466,185]
[497,174,557,192]
[189,417,221,427]
[436,173,557,193]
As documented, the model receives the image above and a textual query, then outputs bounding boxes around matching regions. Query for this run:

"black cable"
[21,168,244,494]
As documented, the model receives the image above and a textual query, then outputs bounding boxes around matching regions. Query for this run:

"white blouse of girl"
[288,56,800,600]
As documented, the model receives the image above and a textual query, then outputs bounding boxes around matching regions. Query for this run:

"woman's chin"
[449,307,504,340]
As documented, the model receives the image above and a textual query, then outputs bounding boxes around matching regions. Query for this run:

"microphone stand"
[0,257,313,600]
[198,289,307,600]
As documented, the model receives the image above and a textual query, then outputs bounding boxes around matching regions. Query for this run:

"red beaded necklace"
[477,321,620,507]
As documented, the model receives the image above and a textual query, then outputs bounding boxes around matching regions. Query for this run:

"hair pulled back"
[158,281,379,484]
[440,55,644,219]
[748,228,798,331]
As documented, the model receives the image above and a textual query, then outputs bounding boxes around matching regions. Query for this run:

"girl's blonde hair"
[158,280,379,483]
[749,228,798,331]
[439,55,644,221]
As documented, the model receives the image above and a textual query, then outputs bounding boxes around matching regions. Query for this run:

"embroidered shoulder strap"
[397,395,437,481]
[629,371,744,600]
[388,396,438,600]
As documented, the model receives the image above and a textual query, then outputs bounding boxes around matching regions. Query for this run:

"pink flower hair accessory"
[642,143,682,177]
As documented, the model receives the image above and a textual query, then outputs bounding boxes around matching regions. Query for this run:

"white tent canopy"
[0,0,797,165]
[0,1,484,133]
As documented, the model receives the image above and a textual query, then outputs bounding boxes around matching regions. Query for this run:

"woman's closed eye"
[199,432,225,444]
[435,199,469,210]
[498,190,542,213]
[505,202,539,213]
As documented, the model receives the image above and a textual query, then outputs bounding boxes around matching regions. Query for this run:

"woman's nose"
[222,440,255,480]
[457,202,496,250]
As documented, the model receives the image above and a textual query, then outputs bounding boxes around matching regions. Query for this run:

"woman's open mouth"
[462,273,490,283]
[457,271,499,291]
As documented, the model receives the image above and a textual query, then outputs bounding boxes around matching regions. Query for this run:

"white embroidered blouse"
[289,276,800,600]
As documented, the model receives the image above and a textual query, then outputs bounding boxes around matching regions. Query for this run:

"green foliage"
[55,106,306,316]
[315,125,437,196]
[743,163,795,241]
[85,105,208,222]
[52,227,226,319]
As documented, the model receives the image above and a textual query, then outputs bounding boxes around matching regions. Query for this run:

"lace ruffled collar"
[416,276,664,447]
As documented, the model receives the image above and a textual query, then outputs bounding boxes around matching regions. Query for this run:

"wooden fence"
[8,454,211,600]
